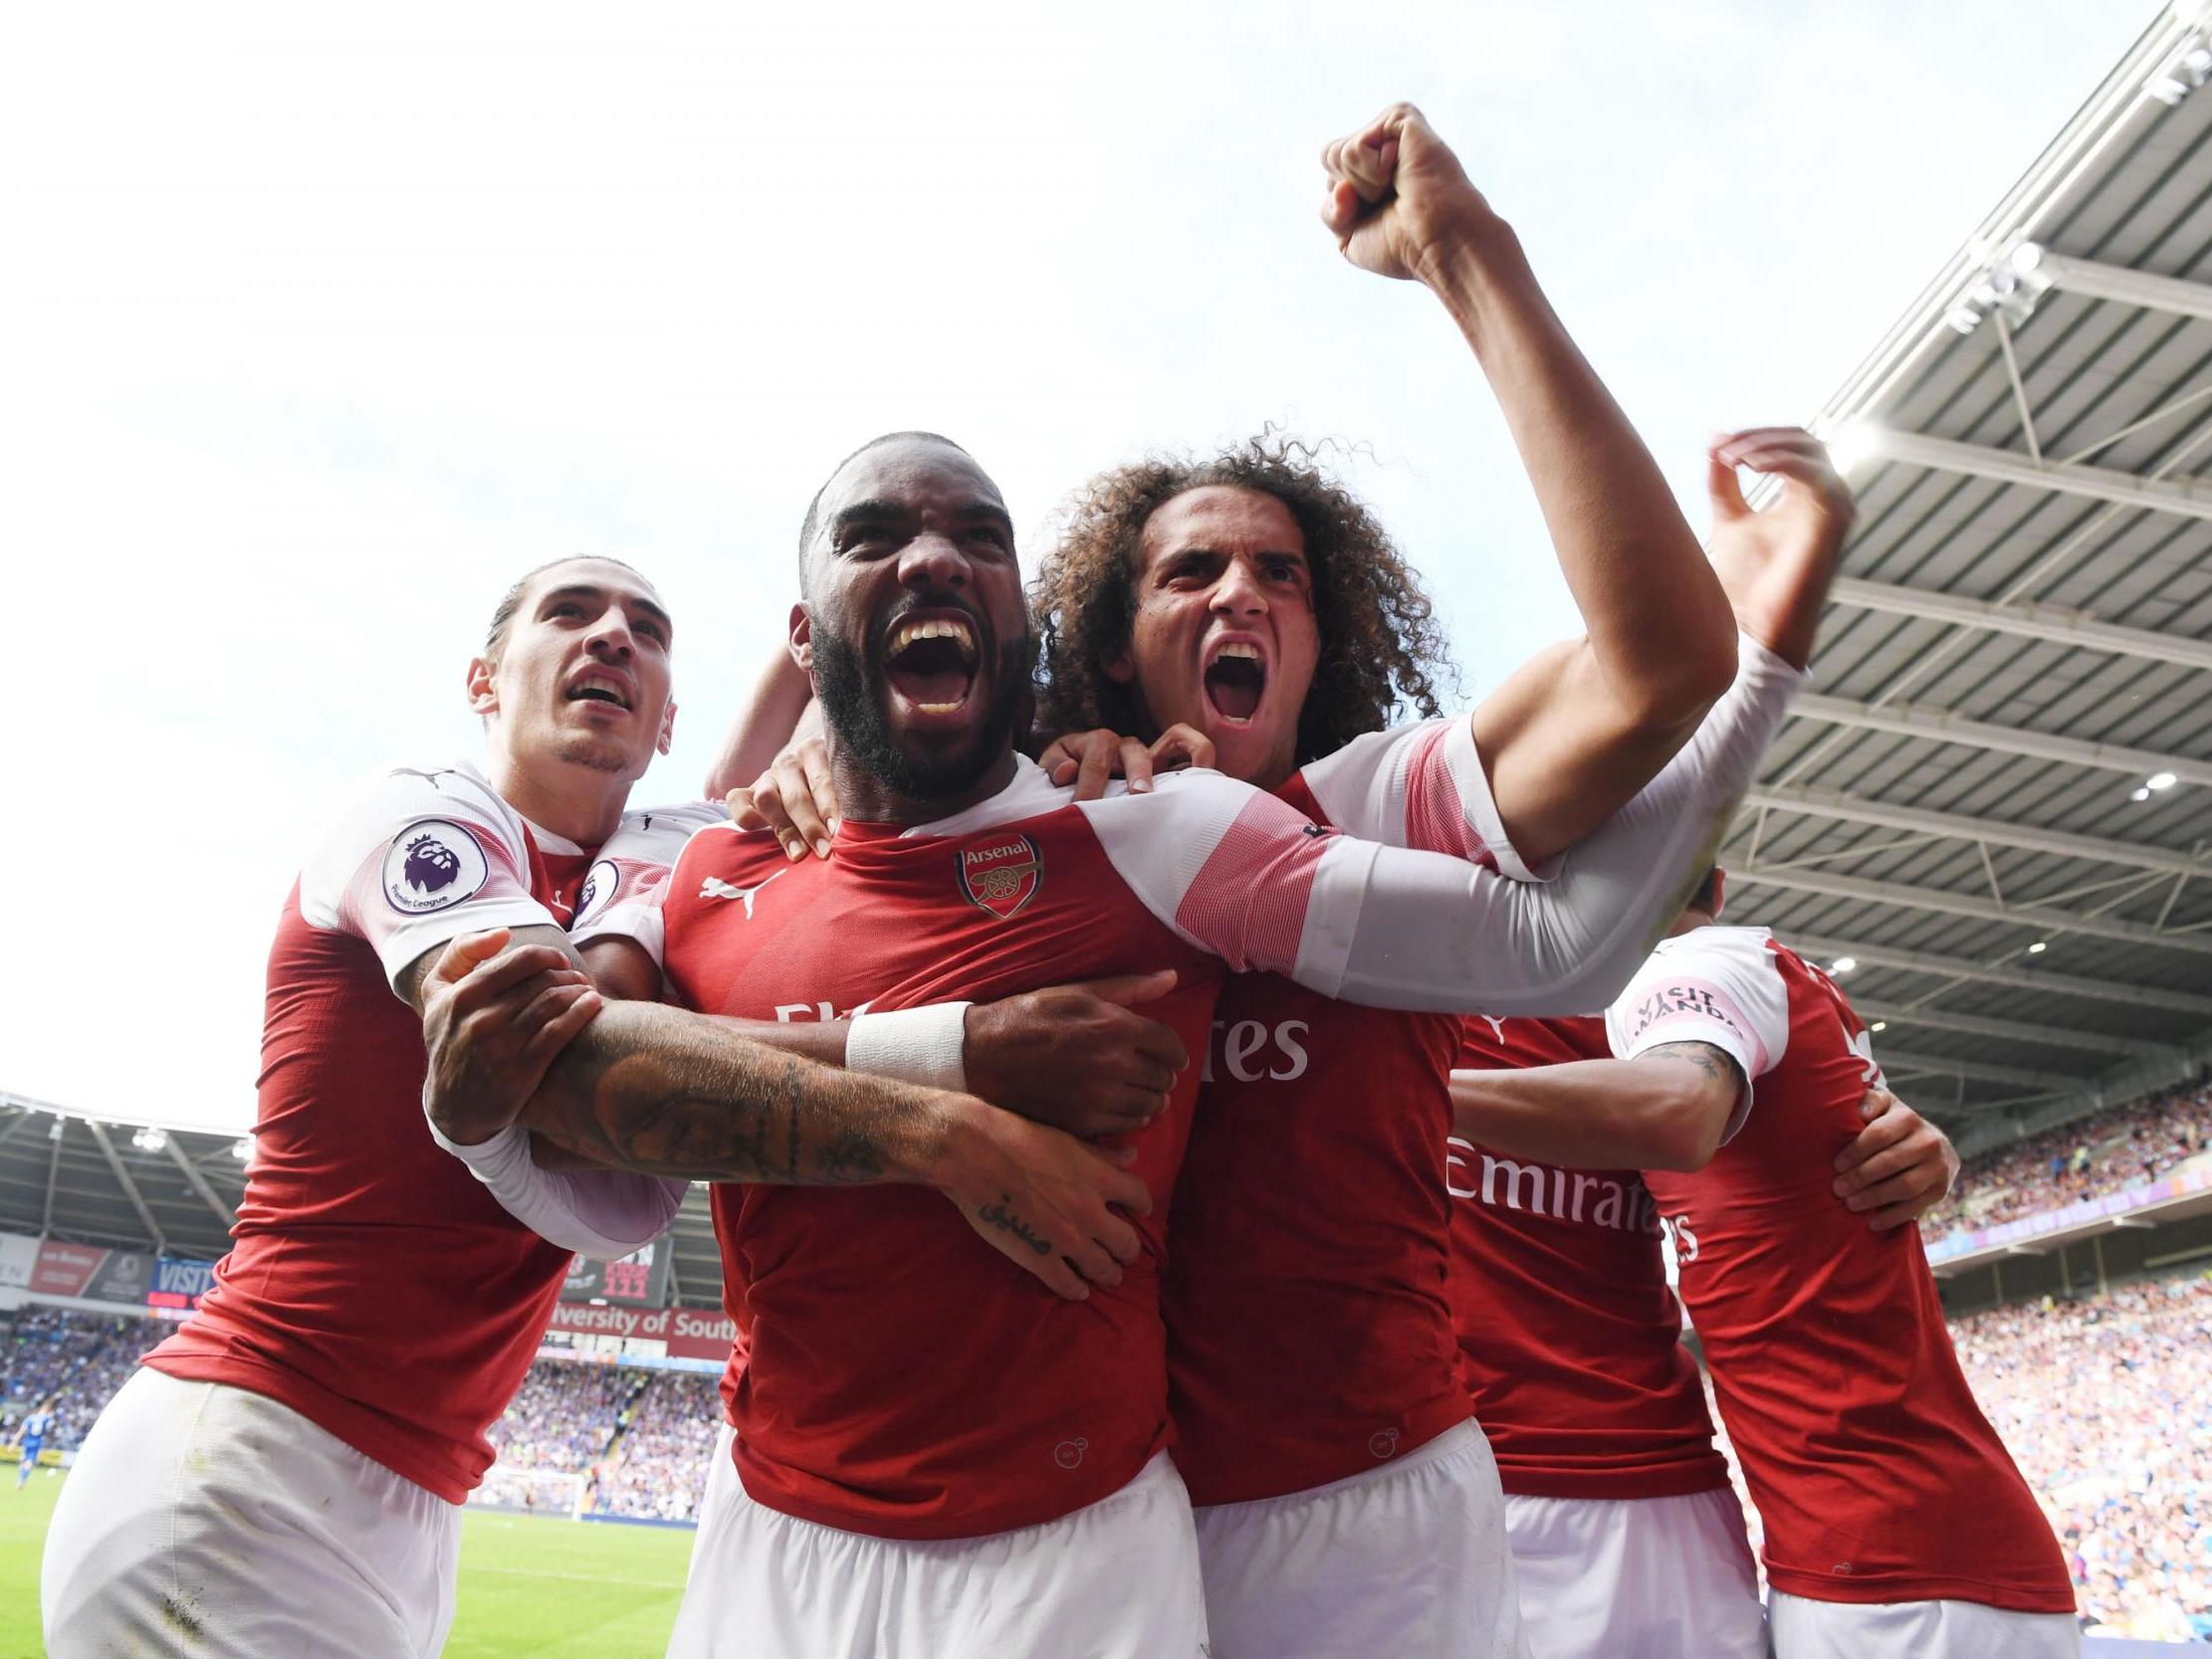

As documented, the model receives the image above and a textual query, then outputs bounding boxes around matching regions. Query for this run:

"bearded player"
[38,557,1115,1659]
[444,396,1811,1657]
[712,104,1819,1654]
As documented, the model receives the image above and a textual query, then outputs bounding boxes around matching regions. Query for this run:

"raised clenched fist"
[1319,103,1493,285]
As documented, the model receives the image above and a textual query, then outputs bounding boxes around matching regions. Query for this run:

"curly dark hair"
[1029,434,1459,765]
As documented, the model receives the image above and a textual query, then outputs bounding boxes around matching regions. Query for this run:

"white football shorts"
[1503,1487,1765,1658]
[1769,1587,2080,1658]
[1192,1417,1527,1658]
[41,1366,461,1659]
[667,1437,1207,1658]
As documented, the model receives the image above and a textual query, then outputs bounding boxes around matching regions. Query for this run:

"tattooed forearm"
[520,1002,946,1187]
[1645,1041,1735,1088]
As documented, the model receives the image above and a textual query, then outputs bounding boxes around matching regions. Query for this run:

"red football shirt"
[147,763,706,1502]
[589,750,1681,1539]
[1168,718,1514,1505]
[1447,1014,1728,1499]
[1611,927,2075,1613]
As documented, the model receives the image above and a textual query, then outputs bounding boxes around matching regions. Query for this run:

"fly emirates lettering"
[1444,1138,1663,1236]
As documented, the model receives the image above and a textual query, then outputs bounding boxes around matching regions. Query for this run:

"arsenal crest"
[958,831,1042,921]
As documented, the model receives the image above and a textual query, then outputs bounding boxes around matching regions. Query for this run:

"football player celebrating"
[39,557,1105,1659]
[1460,872,2076,1659]
[439,400,1804,1656]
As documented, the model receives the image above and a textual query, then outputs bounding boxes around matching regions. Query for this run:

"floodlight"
[2130,786,2153,802]
[1872,1020,1887,1033]
[1822,421,1880,478]
[1829,956,1857,975]
[132,1127,168,1153]
[2028,941,2048,954]
[230,1137,254,1161]
[2146,771,2177,791]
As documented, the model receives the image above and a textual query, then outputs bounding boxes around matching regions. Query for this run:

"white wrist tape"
[426,1113,688,1261]
[844,1002,973,1093]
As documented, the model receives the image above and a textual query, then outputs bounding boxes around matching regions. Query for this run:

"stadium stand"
[1927,1073,2212,1238]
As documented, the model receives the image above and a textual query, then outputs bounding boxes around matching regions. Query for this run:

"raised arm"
[1321,103,1736,864]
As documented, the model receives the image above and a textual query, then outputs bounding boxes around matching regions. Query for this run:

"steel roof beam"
[1778,932,2212,1016]
[1861,427,2212,521]
[1827,577,2212,673]
[85,1120,167,1255]
[2012,246,2212,323]
[1874,1047,2074,1090]
[1738,785,2207,877]
[1788,694,2212,788]
[163,1138,238,1235]
[1851,998,2170,1060]
[1732,865,2212,955]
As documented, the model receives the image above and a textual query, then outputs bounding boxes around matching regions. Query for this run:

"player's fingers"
[798,741,841,850]
[1835,1110,1910,1172]
[1097,1157,1154,1218]
[508,979,595,1050]
[1843,1153,1942,1212]
[724,786,770,832]
[1707,452,1751,522]
[1321,178,1364,240]
[1091,1207,1144,1268]
[428,929,515,991]
[1835,1136,1921,1194]
[770,754,829,861]
[1119,736,1154,794]
[450,946,579,1009]
[1151,723,1216,772]
[1076,969,1180,1009]
[1036,734,1081,786]
[1074,731,1118,802]
[519,988,603,1069]
[1713,425,1818,453]
[1113,1056,1180,1097]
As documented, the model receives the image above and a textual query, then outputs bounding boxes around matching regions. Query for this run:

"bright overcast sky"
[0,1,2153,1134]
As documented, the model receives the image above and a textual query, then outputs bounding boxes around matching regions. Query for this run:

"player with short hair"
[1455,869,2077,1658]
[40,555,1103,1659]
[12,1398,56,1489]
[466,412,1807,1657]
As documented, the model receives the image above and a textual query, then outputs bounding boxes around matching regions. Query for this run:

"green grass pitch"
[2,1471,692,1658]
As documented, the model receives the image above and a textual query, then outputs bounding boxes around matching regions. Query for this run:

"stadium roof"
[8,6,2212,1292]
[1726,2,2212,1149]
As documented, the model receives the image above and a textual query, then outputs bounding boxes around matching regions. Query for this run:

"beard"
[812,625,1031,802]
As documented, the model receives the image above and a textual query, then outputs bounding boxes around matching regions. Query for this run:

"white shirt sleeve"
[299,763,559,993]
[1081,632,1804,1017]
[1298,718,1538,879]
[1604,927,1791,1143]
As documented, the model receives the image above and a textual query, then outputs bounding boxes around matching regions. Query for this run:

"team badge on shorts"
[958,831,1042,921]
[382,819,492,915]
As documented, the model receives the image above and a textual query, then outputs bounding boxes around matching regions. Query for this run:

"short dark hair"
[797,431,976,565]
[484,555,647,660]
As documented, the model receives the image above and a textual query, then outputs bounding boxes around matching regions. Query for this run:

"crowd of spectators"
[586,1370,721,1523]
[1952,1274,2212,1642]
[0,1305,154,1450]
[10,1265,2212,1638]
[1922,1074,2212,1241]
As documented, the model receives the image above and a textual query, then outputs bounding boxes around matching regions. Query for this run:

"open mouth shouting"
[564,669,636,715]
[881,609,982,723]
[1202,637,1268,726]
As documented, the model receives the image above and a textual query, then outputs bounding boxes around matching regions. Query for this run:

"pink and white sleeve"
[299,764,557,992]
[1085,632,1803,1017]
[1604,928,1790,1142]
[1299,718,1538,878]
[568,802,727,968]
